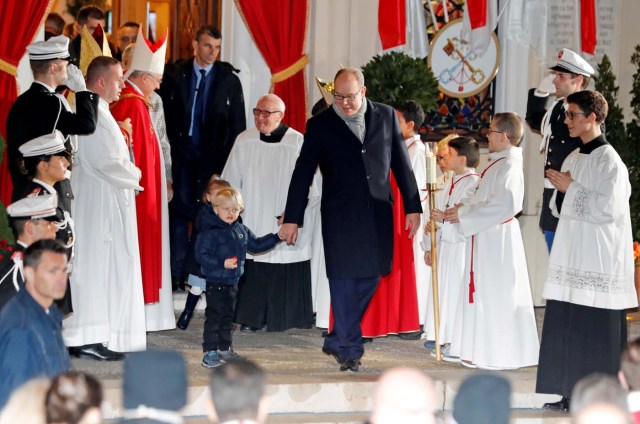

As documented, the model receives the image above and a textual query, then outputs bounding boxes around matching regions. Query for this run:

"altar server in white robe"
[444,112,539,370]
[536,90,637,412]
[423,136,479,358]
[395,101,430,328]
[63,56,146,354]
[223,94,321,332]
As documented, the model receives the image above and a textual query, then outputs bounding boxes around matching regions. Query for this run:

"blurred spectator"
[121,350,188,423]
[453,374,511,424]
[45,13,66,40]
[620,338,640,423]
[573,403,632,424]
[45,371,102,424]
[207,358,268,424]
[0,378,49,424]
[370,367,436,424]
[571,373,628,415]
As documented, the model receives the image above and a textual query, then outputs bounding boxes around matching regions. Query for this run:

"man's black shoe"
[240,325,259,332]
[72,344,125,361]
[322,347,346,365]
[542,397,570,412]
[339,358,360,372]
[398,331,422,340]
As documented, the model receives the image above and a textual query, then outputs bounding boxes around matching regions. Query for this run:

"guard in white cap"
[6,31,99,211]
[525,48,595,254]
[14,131,76,316]
[0,194,59,310]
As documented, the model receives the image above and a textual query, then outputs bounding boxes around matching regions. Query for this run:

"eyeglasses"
[144,73,162,85]
[488,129,510,139]
[252,108,282,118]
[564,111,587,120]
[333,91,360,103]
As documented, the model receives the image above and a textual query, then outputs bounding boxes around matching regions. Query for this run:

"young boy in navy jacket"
[195,187,282,368]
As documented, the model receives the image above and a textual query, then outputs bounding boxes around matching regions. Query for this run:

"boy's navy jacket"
[195,204,281,285]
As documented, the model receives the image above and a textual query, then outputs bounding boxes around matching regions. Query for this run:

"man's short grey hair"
[571,373,628,416]
[209,358,266,422]
[334,67,365,87]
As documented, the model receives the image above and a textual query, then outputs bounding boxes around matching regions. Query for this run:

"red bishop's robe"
[359,172,421,337]
[110,82,162,304]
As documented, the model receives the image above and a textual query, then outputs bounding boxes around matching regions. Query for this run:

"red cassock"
[360,172,420,337]
[110,82,162,304]
[329,172,421,337]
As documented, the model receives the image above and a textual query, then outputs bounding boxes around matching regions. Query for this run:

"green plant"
[626,45,640,238]
[362,51,439,113]
[595,55,628,154]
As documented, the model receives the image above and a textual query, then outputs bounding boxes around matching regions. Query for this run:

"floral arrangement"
[634,241,640,267]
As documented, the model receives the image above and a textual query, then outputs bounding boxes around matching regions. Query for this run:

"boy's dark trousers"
[203,283,238,352]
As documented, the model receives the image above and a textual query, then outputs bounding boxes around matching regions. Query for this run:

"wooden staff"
[425,145,442,361]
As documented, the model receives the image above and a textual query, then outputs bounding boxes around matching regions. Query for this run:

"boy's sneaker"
[201,351,223,368]
[219,349,240,362]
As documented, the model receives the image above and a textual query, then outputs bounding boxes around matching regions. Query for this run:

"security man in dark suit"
[0,194,59,310]
[6,35,98,206]
[281,68,422,372]
[159,25,246,289]
[525,48,594,251]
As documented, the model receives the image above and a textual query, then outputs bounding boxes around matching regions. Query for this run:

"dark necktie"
[193,69,207,130]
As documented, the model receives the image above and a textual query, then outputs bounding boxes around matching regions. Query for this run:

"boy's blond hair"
[493,112,524,146]
[212,188,245,213]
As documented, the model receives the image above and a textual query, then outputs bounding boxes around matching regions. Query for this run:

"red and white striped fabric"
[462,0,498,56]
[378,0,429,58]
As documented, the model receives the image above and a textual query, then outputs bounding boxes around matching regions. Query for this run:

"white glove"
[534,74,556,97]
[64,64,87,92]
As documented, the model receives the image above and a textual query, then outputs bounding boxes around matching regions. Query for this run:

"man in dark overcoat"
[281,68,422,372]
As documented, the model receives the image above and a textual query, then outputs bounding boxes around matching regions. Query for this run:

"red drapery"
[0,0,53,205]
[580,0,596,55]
[234,0,309,133]
[378,0,406,50]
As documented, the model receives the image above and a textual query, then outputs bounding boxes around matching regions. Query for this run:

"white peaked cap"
[549,48,595,77]
[27,35,71,61]
[19,131,67,157]
[124,26,168,79]
[7,194,58,220]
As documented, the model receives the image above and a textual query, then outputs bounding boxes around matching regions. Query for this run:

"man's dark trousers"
[323,277,379,361]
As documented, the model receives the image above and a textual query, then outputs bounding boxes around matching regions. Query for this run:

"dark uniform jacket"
[6,82,98,203]
[0,244,25,310]
[17,180,73,251]
[284,100,422,279]
[159,60,246,216]
[525,88,582,232]
[195,204,280,286]
[0,288,71,408]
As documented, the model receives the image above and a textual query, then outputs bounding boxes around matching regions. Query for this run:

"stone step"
[98,369,562,421]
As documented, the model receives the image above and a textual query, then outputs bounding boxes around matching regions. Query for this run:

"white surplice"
[222,127,321,263]
[544,142,636,309]
[454,147,539,369]
[405,135,431,325]
[63,98,146,352]
[144,98,177,332]
[424,169,479,353]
